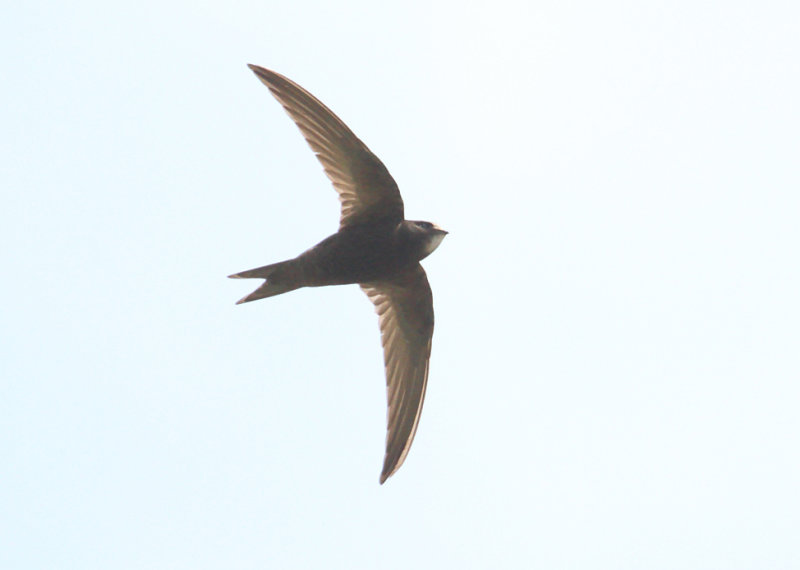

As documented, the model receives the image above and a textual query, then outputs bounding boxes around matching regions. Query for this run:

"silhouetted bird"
[230,65,447,483]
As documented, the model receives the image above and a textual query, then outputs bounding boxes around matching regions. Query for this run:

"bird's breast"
[297,223,416,286]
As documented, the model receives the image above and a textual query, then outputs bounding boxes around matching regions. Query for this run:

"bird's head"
[409,221,448,260]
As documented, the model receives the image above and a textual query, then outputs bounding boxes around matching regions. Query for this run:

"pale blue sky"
[2,1,799,568]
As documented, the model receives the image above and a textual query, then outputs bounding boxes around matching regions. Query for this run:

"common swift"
[230,65,447,484]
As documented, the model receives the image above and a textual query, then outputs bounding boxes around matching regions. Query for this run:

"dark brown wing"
[248,65,404,228]
[361,264,434,483]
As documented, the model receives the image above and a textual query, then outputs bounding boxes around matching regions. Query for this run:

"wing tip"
[248,63,273,82]
[379,454,404,485]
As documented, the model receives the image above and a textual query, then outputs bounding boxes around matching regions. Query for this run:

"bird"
[230,65,447,484]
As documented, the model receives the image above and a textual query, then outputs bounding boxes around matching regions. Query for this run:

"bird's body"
[233,219,445,298]
[230,65,446,483]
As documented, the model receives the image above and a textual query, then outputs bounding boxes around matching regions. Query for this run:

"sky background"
[2,1,799,568]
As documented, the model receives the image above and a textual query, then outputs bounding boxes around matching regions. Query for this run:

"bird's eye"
[418,222,432,229]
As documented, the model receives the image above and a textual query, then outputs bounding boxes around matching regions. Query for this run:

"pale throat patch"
[422,233,446,256]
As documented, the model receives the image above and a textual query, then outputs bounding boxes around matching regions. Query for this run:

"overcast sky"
[2,1,799,568]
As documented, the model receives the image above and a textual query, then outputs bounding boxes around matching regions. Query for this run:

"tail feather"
[228,261,282,280]
[228,260,301,304]
[234,282,299,304]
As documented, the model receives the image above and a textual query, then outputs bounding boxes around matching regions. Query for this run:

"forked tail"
[228,260,301,304]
